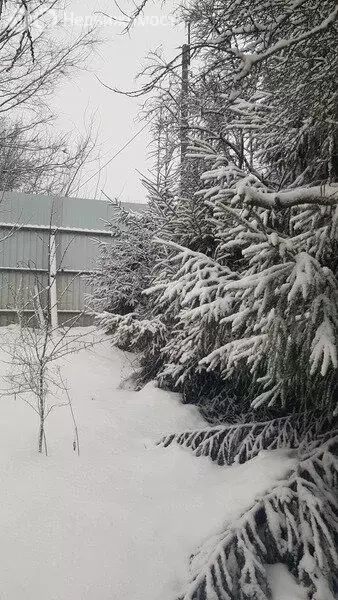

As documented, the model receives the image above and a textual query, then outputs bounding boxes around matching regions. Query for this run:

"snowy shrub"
[99,311,166,354]
[90,203,154,317]
[89,202,160,357]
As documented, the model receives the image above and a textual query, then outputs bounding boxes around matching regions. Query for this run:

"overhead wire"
[72,120,150,196]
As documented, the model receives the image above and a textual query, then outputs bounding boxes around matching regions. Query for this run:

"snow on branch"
[172,436,338,600]
[310,320,338,377]
[230,5,338,81]
[158,414,336,467]
[236,183,338,209]
[97,312,167,353]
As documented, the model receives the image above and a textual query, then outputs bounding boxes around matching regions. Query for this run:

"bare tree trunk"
[38,365,45,454]
[38,418,44,454]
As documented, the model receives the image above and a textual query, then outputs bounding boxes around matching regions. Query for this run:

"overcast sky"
[50,0,184,203]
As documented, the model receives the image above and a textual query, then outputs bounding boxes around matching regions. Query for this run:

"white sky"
[50,0,185,202]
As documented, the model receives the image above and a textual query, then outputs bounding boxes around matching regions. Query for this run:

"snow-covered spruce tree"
[104,1,338,596]
[125,0,338,418]
[88,202,159,353]
[146,2,338,597]
[146,145,338,596]
[90,175,214,376]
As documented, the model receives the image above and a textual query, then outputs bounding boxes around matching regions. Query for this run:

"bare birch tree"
[0,1,100,197]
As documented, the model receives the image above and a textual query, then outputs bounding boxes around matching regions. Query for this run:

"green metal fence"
[0,192,145,326]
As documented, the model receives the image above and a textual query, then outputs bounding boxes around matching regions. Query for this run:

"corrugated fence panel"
[56,273,93,312]
[0,192,146,229]
[0,271,49,311]
[0,228,49,270]
[60,197,110,230]
[0,193,56,227]
[56,232,104,272]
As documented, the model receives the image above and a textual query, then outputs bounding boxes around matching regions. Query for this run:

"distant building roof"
[0,192,146,232]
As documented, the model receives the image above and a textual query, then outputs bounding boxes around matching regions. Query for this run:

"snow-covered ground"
[0,327,304,600]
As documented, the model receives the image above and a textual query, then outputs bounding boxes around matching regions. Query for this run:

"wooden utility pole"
[156,105,163,188]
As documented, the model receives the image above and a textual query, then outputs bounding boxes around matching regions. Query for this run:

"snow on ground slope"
[0,327,300,600]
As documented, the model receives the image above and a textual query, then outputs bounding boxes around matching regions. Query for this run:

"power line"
[73,121,150,196]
